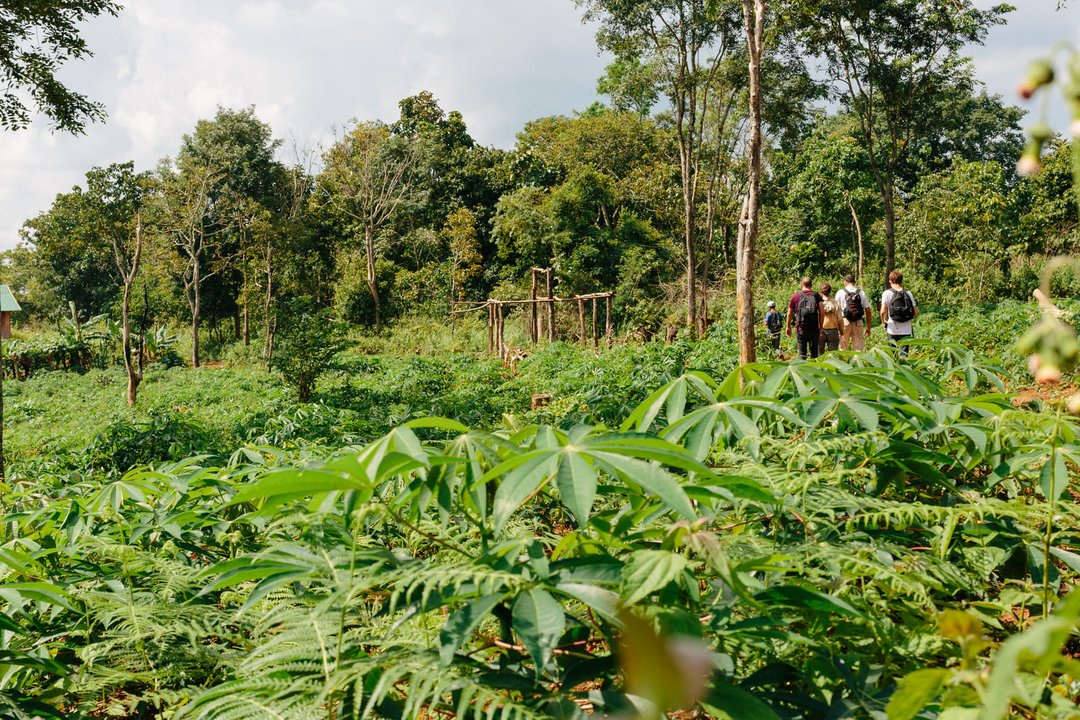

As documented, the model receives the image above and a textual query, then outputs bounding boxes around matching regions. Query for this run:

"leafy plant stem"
[1043,414,1060,620]
[381,503,472,558]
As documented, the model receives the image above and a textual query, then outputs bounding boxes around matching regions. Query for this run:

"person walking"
[835,274,873,351]
[880,270,918,356]
[786,277,822,360]
[818,283,842,353]
[763,300,783,358]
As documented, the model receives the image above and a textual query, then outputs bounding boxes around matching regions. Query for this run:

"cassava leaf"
[513,588,565,678]
[621,550,688,605]
[556,449,596,527]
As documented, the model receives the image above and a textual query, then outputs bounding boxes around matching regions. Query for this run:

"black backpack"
[766,311,781,334]
[796,292,818,328]
[888,290,915,323]
[843,289,864,322]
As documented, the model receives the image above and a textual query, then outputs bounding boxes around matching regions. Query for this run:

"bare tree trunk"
[737,0,766,366]
[882,173,896,289]
[263,244,274,361]
[121,219,144,406]
[365,227,382,330]
[190,258,202,368]
[240,248,250,346]
[849,199,865,283]
[683,172,698,335]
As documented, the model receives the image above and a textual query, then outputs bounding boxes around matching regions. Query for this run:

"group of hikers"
[763,270,918,359]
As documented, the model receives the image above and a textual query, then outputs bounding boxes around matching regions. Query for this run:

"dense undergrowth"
[0,301,1077,719]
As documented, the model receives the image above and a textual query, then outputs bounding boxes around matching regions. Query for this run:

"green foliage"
[0,0,120,133]
[3,335,92,377]
[0,327,1075,718]
[83,410,216,474]
[272,297,350,402]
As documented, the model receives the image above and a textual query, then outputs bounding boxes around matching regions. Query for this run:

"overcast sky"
[0,0,1076,250]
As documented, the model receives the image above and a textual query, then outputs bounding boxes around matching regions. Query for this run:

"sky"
[0,0,1076,250]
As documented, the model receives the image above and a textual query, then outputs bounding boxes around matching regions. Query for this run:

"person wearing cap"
[763,300,783,358]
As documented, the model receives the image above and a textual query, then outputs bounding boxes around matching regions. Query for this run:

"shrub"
[272,297,351,402]
[83,410,217,473]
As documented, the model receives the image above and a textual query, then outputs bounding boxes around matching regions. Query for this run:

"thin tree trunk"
[190,258,202,368]
[683,174,698,335]
[737,0,766,366]
[263,244,274,361]
[121,215,144,406]
[124,277,139,407]
[365,227,382,330]
[882,173,896,289]
[849,199,865,283]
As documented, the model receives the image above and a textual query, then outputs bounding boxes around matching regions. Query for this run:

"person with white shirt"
[880,270,918,357]
[835,274,873,351]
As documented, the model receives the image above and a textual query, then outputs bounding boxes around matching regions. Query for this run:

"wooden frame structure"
[451,268,613,356]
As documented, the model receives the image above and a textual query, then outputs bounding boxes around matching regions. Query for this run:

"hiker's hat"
[767,300,776,308]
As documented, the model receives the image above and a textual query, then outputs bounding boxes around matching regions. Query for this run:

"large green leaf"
[884,668,949,720]
[621,550,688,605]
[492,451,558,534]
[513,588,565,677]
[701,678,781,720]
[556,449,597,527]
[591,452,695,520]
[1038,449,1068,504]
[555,582,621,625]
[230,468,371,507]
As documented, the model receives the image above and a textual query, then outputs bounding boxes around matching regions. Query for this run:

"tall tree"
[578,0,743,334]
[0,1,119,133]
[769,114,879,278]
[796,0,1010,288]
[82,163,152,405]
[158,159,221,368]
[736,0,765,364]
[20,184,118,318]
[178,107,284,343]
[319,121,420,331]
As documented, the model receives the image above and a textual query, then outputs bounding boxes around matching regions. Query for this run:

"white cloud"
[0,0,609,248]
[0,0,1073,250]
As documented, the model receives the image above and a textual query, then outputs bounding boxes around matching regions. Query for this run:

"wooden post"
[546,269,555,341]
[530,269,538,344]
[591,297,598,349]
[487,301,494,354]
[605,294,613,347]
[578,299,586,346]
[497,302,506,358]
